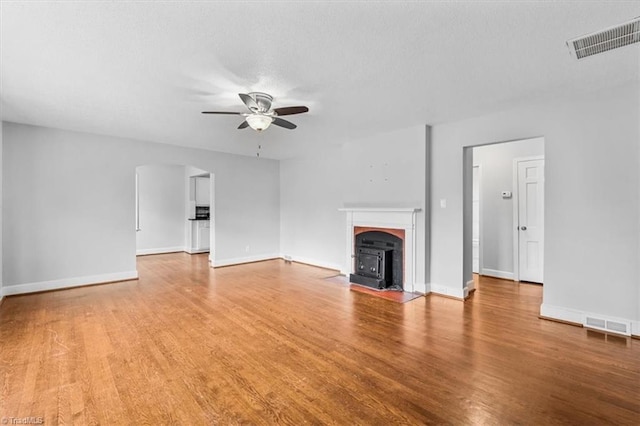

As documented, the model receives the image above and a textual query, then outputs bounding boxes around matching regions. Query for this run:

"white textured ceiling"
[1,1,639,159]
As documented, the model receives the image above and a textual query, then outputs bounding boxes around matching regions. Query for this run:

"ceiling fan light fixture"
[246,114,274,132]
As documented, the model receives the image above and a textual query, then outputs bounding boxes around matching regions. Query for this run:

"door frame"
[472,164,483,275]
[208,174,215,266]
[512,155,544,282]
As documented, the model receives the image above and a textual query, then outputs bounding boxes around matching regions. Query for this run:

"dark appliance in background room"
[195,205,210,220]
[350,231,403,290]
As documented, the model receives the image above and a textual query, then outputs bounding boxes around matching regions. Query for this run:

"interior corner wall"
[431,81,640,327]
[279,125,428,288]
[0,121,3,298]
[2,122,280,294]
[473,138,545,277]
[135,164,187,255]
[637,93,640,331]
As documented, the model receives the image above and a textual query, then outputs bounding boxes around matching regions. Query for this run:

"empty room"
[1,1,639,424]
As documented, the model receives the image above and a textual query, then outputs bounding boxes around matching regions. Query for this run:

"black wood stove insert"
[350,230,403,290]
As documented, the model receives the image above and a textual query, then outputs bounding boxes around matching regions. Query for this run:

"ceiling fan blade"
[201,111,243,115]
[272,117,297,130]
[239,93,259,111]
[238,120,249,129]
[273,106,309,116]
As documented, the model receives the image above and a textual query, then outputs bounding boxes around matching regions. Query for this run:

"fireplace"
[339,207,420,293]
[350,228,404,290]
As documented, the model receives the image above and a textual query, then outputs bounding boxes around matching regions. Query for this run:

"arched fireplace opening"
[349,228,404,291]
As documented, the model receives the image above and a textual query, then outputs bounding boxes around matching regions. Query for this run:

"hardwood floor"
[1,254,639,425]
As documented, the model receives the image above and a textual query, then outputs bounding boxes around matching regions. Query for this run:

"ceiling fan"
[202,92,309,132]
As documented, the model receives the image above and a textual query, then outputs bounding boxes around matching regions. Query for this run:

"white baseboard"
[481,268,514,280]
[539,303,583,324]
[429,283,465,299]
[185,248,210,254]
[1,270,139,296]
[464,279,475,298]
[136,246,185,256]
[413,282,429,294]
[541,303,636,337]
[213,253,280,268]
[280,254,342,272]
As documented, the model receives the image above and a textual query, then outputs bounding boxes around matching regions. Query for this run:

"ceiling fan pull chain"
[256,144,261,158]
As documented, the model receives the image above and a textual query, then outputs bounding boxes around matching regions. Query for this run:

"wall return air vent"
[567,16,640,59]
[584,315,631,336]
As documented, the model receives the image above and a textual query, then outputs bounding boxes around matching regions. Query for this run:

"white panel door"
[517,159,544,283]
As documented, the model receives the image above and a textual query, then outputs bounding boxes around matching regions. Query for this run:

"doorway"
[466,137,545,288]
[135,164,215,265]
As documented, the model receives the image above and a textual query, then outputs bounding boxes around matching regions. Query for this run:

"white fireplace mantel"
[339,207,420,292]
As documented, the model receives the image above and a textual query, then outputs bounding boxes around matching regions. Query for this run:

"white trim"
[341,207,421,292]
[213,253,280,268]
[1,270,139,296]
[540,303,584,324]
[540,303,583,324]
[209,174,216,267]
[512,155,545,282]
[480,268,514,281]
[541,303,635,336]
[135,172,140,232]
[430,283,465,299]
[472,164,483,274]
[414,282,429,294]
[185,248,210,254]
[136,246,186,256]
[478,165,483,274]
[512,159,519,281]
[338,207,420,213]
[464,279,475,298]
[280,255,342,272]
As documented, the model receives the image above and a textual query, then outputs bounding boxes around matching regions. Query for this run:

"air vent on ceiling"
[567,17,640,59]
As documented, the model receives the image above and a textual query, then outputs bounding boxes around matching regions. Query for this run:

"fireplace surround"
[339,207,420,292]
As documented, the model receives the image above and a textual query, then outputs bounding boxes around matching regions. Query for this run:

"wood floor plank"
[1,253,639,424]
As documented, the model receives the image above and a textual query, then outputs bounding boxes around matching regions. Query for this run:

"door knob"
[520,226,527,231]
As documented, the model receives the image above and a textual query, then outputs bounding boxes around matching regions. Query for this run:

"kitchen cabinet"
[195,177,210,205]
[197,220,210,250]
[186,219,210,253]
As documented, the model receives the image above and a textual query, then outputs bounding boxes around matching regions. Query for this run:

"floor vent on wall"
[584,316,630,336]
[567,16,640,59]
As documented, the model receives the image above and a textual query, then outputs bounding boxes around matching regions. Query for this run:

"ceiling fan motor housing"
[248,92,273,113]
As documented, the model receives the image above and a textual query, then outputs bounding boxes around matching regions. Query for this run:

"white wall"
[0,121,3,298]
[431,81,640,330]
[136,164,186,255]
[280,125,428,288]
[473,138,544,278]
[2,122,280,294]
